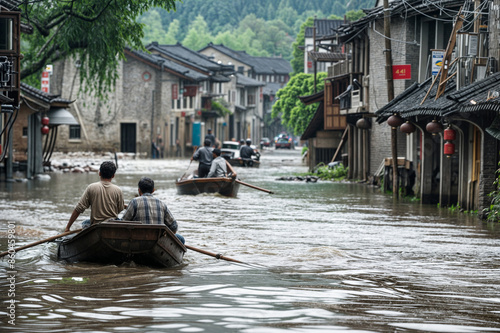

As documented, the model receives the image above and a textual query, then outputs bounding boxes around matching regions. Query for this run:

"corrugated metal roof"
[308,51,346,62]
[0,0,22,11]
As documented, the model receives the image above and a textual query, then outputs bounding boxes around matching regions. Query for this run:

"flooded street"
[1,148,500,332]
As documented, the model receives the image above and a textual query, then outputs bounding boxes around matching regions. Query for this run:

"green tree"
[138,9,168,44]
[346,10,366,22]
[271,72,327,135]
[19,0,179,97]
[290,17,314,76]
[182,15,214,51]
[164,19,181,44]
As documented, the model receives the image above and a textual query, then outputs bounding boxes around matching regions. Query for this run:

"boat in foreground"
[57,221,186,268]
[175,175,240,197]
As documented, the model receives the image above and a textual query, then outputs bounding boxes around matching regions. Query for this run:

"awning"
[47,108,79,126]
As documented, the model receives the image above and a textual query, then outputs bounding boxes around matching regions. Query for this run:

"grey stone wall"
[368,16,420,177]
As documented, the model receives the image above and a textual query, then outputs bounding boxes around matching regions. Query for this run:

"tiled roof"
[147,42,234,75]
[305,19,345,39]
[236,73,265,87]
[199,43,291,75]
[20,83,73,104]
[125,47,208,82]
[376,72,500,122]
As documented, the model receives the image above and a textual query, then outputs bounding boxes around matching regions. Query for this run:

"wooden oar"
[185,244,245,264]
[181,146,198,179]
[0,229,82,258]
[236,180,274,194]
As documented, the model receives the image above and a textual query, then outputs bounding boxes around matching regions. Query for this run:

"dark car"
[260,137,271,149]
[275,138,291,149]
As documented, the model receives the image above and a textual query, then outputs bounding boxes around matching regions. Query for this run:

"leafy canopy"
[271,72,327,135]
[19,0,179,97]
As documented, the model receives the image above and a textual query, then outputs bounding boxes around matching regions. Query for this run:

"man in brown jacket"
[65,161,125,232]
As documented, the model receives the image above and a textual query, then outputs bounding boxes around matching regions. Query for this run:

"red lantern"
[387,114,404,128]
[444,127,456,141]
[426,119,443,135]
[444,142,455,156]
[41,126,50,135]
[400,121,416,134]
[41,116,50,126]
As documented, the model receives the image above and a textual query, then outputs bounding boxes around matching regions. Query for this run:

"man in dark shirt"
[240,139,256,159]
[192,139,213,177]
[205,129,216,147]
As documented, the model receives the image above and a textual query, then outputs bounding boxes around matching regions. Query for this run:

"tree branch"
[63,0,115,23]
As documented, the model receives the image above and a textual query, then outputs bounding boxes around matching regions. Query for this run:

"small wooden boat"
[57,221,186,268]
[226,157,261,168]
[175,175,240,197]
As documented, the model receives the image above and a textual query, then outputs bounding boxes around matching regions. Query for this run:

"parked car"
[260,137,271,149]
[275,138,292,149]
[221,141,241,159]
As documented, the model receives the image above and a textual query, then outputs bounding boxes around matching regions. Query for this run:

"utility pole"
[383,0,397,200]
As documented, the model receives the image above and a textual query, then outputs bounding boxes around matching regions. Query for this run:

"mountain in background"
[139,0,374,61]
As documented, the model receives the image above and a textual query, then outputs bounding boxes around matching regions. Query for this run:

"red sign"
[183,86,197,97]
[172,84,178,100]
[41,71,50,92]
[307,61,312,68]
[392,65,411,80]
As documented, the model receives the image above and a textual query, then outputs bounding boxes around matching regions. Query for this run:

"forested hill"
[140,0,374,61]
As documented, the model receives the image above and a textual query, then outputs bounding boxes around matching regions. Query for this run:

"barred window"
[69,125,81,139]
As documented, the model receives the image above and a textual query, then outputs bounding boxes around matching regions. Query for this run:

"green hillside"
[139,0,373,60]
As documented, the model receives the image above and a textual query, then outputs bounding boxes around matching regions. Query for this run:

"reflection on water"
[1,149,500,332]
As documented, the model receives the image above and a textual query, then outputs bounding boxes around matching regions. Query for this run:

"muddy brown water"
[0,148,499,332]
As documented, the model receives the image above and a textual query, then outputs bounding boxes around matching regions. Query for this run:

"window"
[69,125,81,139]
[22,127,27,137]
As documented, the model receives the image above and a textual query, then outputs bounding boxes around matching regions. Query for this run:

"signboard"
[172,84,178,100]
[432,50,445,76]
[392,64,411,80]
[41,70,50,93]
[45,64,53,74]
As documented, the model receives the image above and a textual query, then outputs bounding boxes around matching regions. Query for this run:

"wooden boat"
[226,157,261,168]
[57,221,186,268]
[175,175,240,197]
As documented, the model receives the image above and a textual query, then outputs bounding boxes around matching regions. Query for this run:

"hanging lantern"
[41,116,50,126]
[444,141,455,157]
[387,114,404,128]
[356,118,371,129]
[400,121,416,134]
[426,119,443,135]
[41,126,50,135]
[444,127,456,141]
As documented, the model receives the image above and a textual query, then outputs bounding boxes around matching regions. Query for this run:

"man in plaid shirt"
[122,177,184,244]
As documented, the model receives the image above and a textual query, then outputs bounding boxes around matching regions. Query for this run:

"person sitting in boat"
[65,161,125,232]
[191,139,213,178]
[240,138,259,162]
[122,177,185,244]
[208,148,238,179]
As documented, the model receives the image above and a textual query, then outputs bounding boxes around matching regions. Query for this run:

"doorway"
[120,123,136,153]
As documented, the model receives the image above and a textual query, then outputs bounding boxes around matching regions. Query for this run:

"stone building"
[50,43,234,158]
[199,43,292,141]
